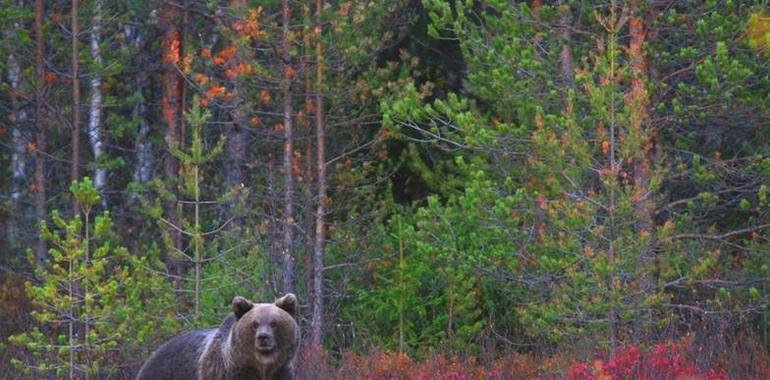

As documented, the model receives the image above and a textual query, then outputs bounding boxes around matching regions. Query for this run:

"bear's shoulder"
[219,314,236,332]
[136,329,215,380]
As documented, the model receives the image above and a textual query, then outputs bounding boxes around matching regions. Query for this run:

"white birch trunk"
[6,26,28,247]
[88,0,106,200]
[133,103,153,185]
[125,23,153,188]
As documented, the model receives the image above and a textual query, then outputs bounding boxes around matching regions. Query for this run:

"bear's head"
[229,293,299,370]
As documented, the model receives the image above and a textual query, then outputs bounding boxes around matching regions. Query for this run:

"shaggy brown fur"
[136,294,299,380]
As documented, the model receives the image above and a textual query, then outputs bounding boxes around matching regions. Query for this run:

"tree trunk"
[606,11,620,352]
[225,118,247,190]
[161,2,184,272]
[133,106,153,184]
[281,0,296,294]
[34,0,47,262]
[6,21,28,249]
[310,0,325,347]
[88,0,106,205]
[128,23,153,188]
[628,0,656,290]
[180,0,189,146]
[225,0,247,202]
[71,0,81,214]
[302,5,316,309]
[558,2,574,88]
[530,0,542,59]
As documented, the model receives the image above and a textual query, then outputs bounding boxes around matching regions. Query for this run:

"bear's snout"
[256,331,275,351]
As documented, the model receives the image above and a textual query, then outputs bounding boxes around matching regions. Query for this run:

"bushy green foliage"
[10,178,178,378]
[2,0,770,371]
[189,234,272,327]
[350,162,526,354]
[355,0,770,354]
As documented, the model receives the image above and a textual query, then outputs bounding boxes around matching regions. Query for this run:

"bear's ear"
[274,293,297,316]
[231,296,254,319]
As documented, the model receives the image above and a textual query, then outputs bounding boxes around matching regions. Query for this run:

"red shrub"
[294,340,763,380]
[566,341,727,380]
[295,346,338,380]
[489,352,540,380]
[301,349,505,380]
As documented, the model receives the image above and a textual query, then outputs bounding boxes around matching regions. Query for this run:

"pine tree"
[10,178,177,379]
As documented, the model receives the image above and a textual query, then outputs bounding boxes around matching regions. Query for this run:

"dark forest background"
[1,0,770,378]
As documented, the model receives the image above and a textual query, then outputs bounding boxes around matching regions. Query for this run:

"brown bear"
[136,293,299,380]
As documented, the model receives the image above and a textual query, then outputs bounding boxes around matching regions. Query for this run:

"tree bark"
[627,0,656,290]
[281,0,296,294]
[127,23,153,188]
[34,0,47,261]
[224,118,247,190]
[88,0,106,205]
[71,0,82,214]
[133,107,153,185]
[558,2,574,88]
[302,4,315,310]
[161,2,184,271]
[6,18,29,249]
[310,0,325,347]
[225,0,248,200]
[180,0,189,146]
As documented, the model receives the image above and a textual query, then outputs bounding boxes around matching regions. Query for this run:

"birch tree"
[87,0,106,204]
[5,5,29,248]
[127,22,153,189]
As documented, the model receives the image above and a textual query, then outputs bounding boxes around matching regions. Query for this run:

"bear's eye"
[252,321,259,330]
[270,321,277,328]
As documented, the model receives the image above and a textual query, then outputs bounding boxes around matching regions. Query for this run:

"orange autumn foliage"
[219,46,237,61]
[194,73,210,85]
[214,46,237,66]
[180,53,194,74]
[162,37,181,64]
[285,65,296,79]
[292,149,303,176]
[233,7,266,40]
[50,12,63,24]
[43,71,58,85]
[206,83,226,99]
[201,82,230,106]
[260,89,271,104]
[237,62,251,75]
[602,140,610,155]
[224,63,250,80]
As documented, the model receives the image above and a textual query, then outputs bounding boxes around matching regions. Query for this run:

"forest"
[1,0,769,379]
